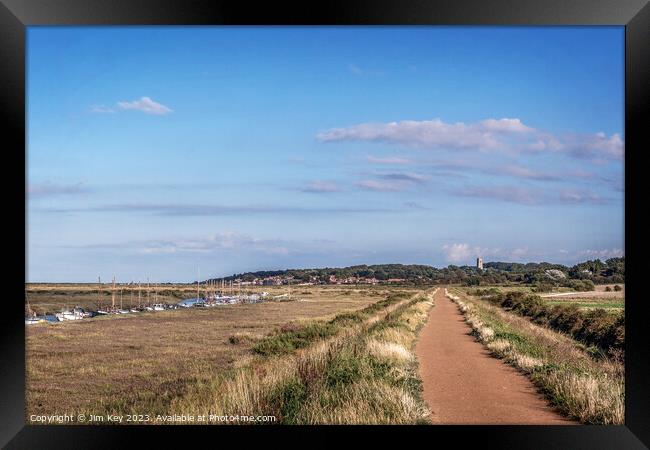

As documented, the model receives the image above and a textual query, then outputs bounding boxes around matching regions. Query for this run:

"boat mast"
[26,298,35,318]
[97,276,102,311]
[111,276,116,310]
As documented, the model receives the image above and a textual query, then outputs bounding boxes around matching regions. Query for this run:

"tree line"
[206,257,624,287]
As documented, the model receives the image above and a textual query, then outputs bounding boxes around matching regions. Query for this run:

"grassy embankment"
[446,288,623,424]
[27,286,390,418]
[467,288,624,356]
[170,289,437,424]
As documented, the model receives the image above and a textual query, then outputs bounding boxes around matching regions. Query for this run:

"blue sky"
[27,26,624,282]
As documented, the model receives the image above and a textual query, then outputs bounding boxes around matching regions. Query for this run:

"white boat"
[118,309,130,314]
[56,307,87,321]
[153,304,165,311]
[25,300,45,325]
[25,317,44,325]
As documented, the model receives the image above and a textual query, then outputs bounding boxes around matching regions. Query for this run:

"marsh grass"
[170,290,437,424]
[26,286,404,418]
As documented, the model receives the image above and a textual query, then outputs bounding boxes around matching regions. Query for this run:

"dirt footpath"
[415,288,575,424]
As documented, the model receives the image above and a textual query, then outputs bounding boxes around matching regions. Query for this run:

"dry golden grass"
[169,289,436,424]
[366,340,413,364]
[448,289,624,425]
[26,285,413,419]
[543,371,624,424]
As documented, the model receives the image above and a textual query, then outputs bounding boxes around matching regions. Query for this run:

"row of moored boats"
[25,292,275,325]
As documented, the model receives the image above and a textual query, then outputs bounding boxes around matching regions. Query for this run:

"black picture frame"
[2,0,648,448]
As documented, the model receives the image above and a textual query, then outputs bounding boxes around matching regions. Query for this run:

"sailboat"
[118,286,130,314]
[96,276,110,315]
[25,298,45,325]
[152,283,165,310]
[144,278,154,311]
[130,282,140,312]
[109,276,120,314]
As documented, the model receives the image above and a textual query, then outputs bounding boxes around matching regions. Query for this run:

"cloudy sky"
[27,27,624,282]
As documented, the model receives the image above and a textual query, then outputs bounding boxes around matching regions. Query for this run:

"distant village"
[224,274,403,286]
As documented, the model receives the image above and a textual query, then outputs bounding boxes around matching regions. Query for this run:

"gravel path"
[415,288,575,424]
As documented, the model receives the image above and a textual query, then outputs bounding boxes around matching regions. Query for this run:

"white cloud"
[479,118,534,133]
[577,248,624,259]
[137,232,288,256]
[442,243,474,263]
[530,131,624,160]
[442,243,533,264]
[117,96,173,115]
[317,118,532,151]
[317,118,623,161]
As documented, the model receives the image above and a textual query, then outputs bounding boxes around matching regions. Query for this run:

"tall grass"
[472,289,624,355]
[170,290,437,424]
[251,295,402,356]
[447,289,623,424]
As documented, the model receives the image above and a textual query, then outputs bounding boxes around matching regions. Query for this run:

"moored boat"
[56,306,87,321]
[25,317,45,325]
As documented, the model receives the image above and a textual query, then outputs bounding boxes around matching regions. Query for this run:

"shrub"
[472,287,502,297]
[269,379,306,424]
[253,322,337,355]
[549,305,584,335]
[581,280,596,291]
[481,288,623,355]
[614,285,622,292]
[325,353,362,387]
[605,286,612,292]
[532,282,554,293]
[561,279,596,292]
